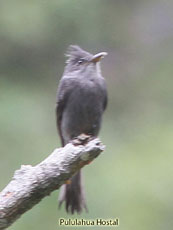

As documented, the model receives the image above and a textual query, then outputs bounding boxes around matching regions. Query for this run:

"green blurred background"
[0,0,173,229]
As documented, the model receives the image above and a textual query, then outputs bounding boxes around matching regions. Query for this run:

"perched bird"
[56,45,107,214]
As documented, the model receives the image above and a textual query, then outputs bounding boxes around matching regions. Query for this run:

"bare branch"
[0,136,104,229]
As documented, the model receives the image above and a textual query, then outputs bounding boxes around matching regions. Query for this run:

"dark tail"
[58,170,87,214]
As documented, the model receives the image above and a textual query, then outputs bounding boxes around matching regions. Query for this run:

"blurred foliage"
[0,0,173,230]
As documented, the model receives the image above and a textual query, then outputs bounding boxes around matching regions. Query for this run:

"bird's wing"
[56,77,74,146]
[103,93,108,111]
[101,78,108,111]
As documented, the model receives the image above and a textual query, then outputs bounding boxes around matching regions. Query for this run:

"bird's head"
[64,45,107,76]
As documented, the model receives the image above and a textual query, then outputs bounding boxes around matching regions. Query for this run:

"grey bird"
[56,45,108,214]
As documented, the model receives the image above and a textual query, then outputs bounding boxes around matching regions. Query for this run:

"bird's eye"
[77,58,85,65]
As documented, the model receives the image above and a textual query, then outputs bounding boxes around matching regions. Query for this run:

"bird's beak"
[91,52,108,63]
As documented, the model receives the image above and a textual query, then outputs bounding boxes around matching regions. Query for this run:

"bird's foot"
[72,133,93,146]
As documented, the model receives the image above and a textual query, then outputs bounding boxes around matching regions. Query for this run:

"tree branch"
[0,136,105,230]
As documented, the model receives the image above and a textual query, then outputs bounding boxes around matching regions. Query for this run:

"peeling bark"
[0,136,104,229]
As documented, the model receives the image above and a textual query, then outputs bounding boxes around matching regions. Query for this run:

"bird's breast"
[61,79,104,141]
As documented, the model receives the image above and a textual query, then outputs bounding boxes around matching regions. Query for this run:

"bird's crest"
[65,45,92,63]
